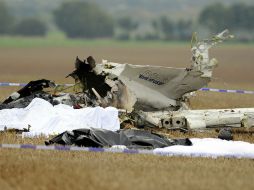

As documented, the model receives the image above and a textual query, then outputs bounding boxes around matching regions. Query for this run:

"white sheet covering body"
[154,138,254,159]
[0,98,120,137]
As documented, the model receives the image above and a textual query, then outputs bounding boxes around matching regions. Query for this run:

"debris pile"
[1,30,254,150]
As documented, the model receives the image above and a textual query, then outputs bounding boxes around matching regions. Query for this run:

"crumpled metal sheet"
[0,79,80,110]
[138,108,254,130]
[0,92,52,110]
[91,30,233,112]
[95,62,210,111]
[2,79,55,104]
[45,128,192,149]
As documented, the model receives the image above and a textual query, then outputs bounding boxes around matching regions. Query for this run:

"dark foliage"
[153,16,192,41]
[54,2,114,38]
[117,17,138,31]
[13,18,47,36]
[199,3,254,32]
[0,1,14,34]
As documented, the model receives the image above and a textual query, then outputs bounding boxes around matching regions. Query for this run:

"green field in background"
[0,33,185,48]
[0,32,253,48]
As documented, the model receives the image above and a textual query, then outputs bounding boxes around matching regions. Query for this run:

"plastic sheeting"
[154,138,254,158]
[0,98,120,137]
[45,128,192,149]
[46,128,254,158]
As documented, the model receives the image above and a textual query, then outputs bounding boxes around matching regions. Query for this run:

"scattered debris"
[218,128,233,141]
[0,79,55,109]
[3,79,55,104]
[241,113,254,128]
[0,125,31,134]
[72,30,232,112]
[0,79,83,109]
[1,29,254,138]
[64,29,254,131]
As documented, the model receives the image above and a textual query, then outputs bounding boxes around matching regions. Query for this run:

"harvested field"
[1,45,254,83]
[0,148,254,190]
[1,44,254,190]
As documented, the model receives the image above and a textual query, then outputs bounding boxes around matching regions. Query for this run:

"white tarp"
[0,98,120,137]
[154,138,254,159]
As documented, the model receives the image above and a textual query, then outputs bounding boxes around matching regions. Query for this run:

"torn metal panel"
[241,113,254,128]
[2,79,55,104]
[190,30,233,78]
[135,108,254,130]
[0,92,52,110]
[51,93,79,106]
[65,30,253,130]
[92,30,233,111]
[173,109,254,129]
[96,62,210,111]
[0,79,56,109]
[0,80,83,109]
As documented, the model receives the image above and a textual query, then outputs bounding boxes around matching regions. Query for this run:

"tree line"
[0,1,254,41]
[0,2,47,36]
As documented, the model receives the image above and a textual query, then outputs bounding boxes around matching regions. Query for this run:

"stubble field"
[0,42,254,190]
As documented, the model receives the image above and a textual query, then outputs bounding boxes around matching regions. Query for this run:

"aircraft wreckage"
[1,30,254,131]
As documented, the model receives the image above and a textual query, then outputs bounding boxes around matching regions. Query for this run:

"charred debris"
[1,30,254,134]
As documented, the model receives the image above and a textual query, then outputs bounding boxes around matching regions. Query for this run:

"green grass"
[0,32,237,49]
[0,37,189,49]
[0,31,253,48]
[0,32,186,48]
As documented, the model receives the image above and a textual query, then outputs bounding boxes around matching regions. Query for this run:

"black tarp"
[45,128,192,149]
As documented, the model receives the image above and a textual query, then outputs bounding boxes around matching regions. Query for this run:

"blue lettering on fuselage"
[139,74,165,85]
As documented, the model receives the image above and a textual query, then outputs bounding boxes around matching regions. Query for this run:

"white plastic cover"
[0,98,120,137]
[154,138,254,159]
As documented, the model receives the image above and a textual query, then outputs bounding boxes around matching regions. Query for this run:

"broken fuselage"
[69,30,254,130]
